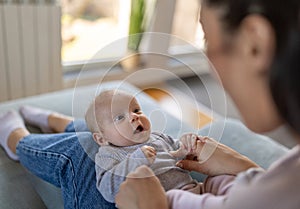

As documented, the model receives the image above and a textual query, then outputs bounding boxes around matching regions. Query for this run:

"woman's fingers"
[115,181,139,209]
[176,159,210,174]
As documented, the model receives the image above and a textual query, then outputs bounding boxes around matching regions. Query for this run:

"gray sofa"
[0,81,289,209]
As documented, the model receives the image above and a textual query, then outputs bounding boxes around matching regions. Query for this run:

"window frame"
[62,0,208,87]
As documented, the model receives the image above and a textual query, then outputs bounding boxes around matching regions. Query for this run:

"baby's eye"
[114,115,125,122]
[134,108,142,114]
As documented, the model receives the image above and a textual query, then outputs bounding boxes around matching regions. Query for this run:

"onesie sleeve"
[95,147,150,203]
[151,132,180,150]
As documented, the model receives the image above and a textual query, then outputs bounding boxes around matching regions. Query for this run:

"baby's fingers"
[148,146,156,155]
[169,142,188,158]
[182,134,198,152]
[190,134,198,151]
[141,146,156,158]
[180,134,191,151]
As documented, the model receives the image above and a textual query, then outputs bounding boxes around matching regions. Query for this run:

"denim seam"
[18,143,79,209]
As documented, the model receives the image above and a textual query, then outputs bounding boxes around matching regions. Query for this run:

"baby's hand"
[170,133,206,158]
[141,145,156,164]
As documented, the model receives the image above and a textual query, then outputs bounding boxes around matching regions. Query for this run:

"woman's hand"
[176,137,260,176]
[115,165,168,209]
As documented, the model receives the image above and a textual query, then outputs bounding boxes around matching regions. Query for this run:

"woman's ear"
[93,132,108,146]
[239,14,275,74]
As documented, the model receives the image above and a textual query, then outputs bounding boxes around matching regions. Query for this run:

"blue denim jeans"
[16,119,116,209]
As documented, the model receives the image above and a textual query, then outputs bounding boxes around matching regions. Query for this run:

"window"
[61,0,205,74]
[61,0,130,64]
[170,0,204,53]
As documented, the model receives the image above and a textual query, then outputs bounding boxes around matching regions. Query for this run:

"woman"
[115,0,300,208]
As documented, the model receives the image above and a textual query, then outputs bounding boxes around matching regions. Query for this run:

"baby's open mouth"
[134,125,144,134]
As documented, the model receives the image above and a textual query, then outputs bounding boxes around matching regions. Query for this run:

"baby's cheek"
[142,117,151,129]
[113,125,128,136]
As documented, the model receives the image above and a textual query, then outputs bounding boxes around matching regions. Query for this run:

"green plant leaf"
[128,0,146,51]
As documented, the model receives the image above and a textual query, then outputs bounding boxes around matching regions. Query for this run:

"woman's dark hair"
[203,0,300,134]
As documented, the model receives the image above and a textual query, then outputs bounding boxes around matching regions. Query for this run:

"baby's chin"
[139,129,151,142]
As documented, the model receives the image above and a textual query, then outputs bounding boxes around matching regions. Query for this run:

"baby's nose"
[130,113,139,122]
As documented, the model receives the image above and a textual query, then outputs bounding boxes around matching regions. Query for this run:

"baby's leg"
[48,112,73,133]
[0,111,29,160]
[20,106,73,133]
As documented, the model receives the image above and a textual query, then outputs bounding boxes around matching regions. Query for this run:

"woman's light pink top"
[167,145,300,209]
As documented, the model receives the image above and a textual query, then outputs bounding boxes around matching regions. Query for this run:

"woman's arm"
[177,137,260,176]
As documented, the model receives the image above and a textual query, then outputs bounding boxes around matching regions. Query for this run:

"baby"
[85,89,206,203]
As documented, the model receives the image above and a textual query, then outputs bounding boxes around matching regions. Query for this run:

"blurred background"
[0,0,206,99]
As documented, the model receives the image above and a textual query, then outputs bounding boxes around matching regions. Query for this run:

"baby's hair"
[84,89,135,133]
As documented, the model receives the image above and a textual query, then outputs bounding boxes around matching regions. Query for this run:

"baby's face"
[96,92,151,146]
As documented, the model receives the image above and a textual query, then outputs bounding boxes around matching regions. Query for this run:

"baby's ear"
[93,132,107,146]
